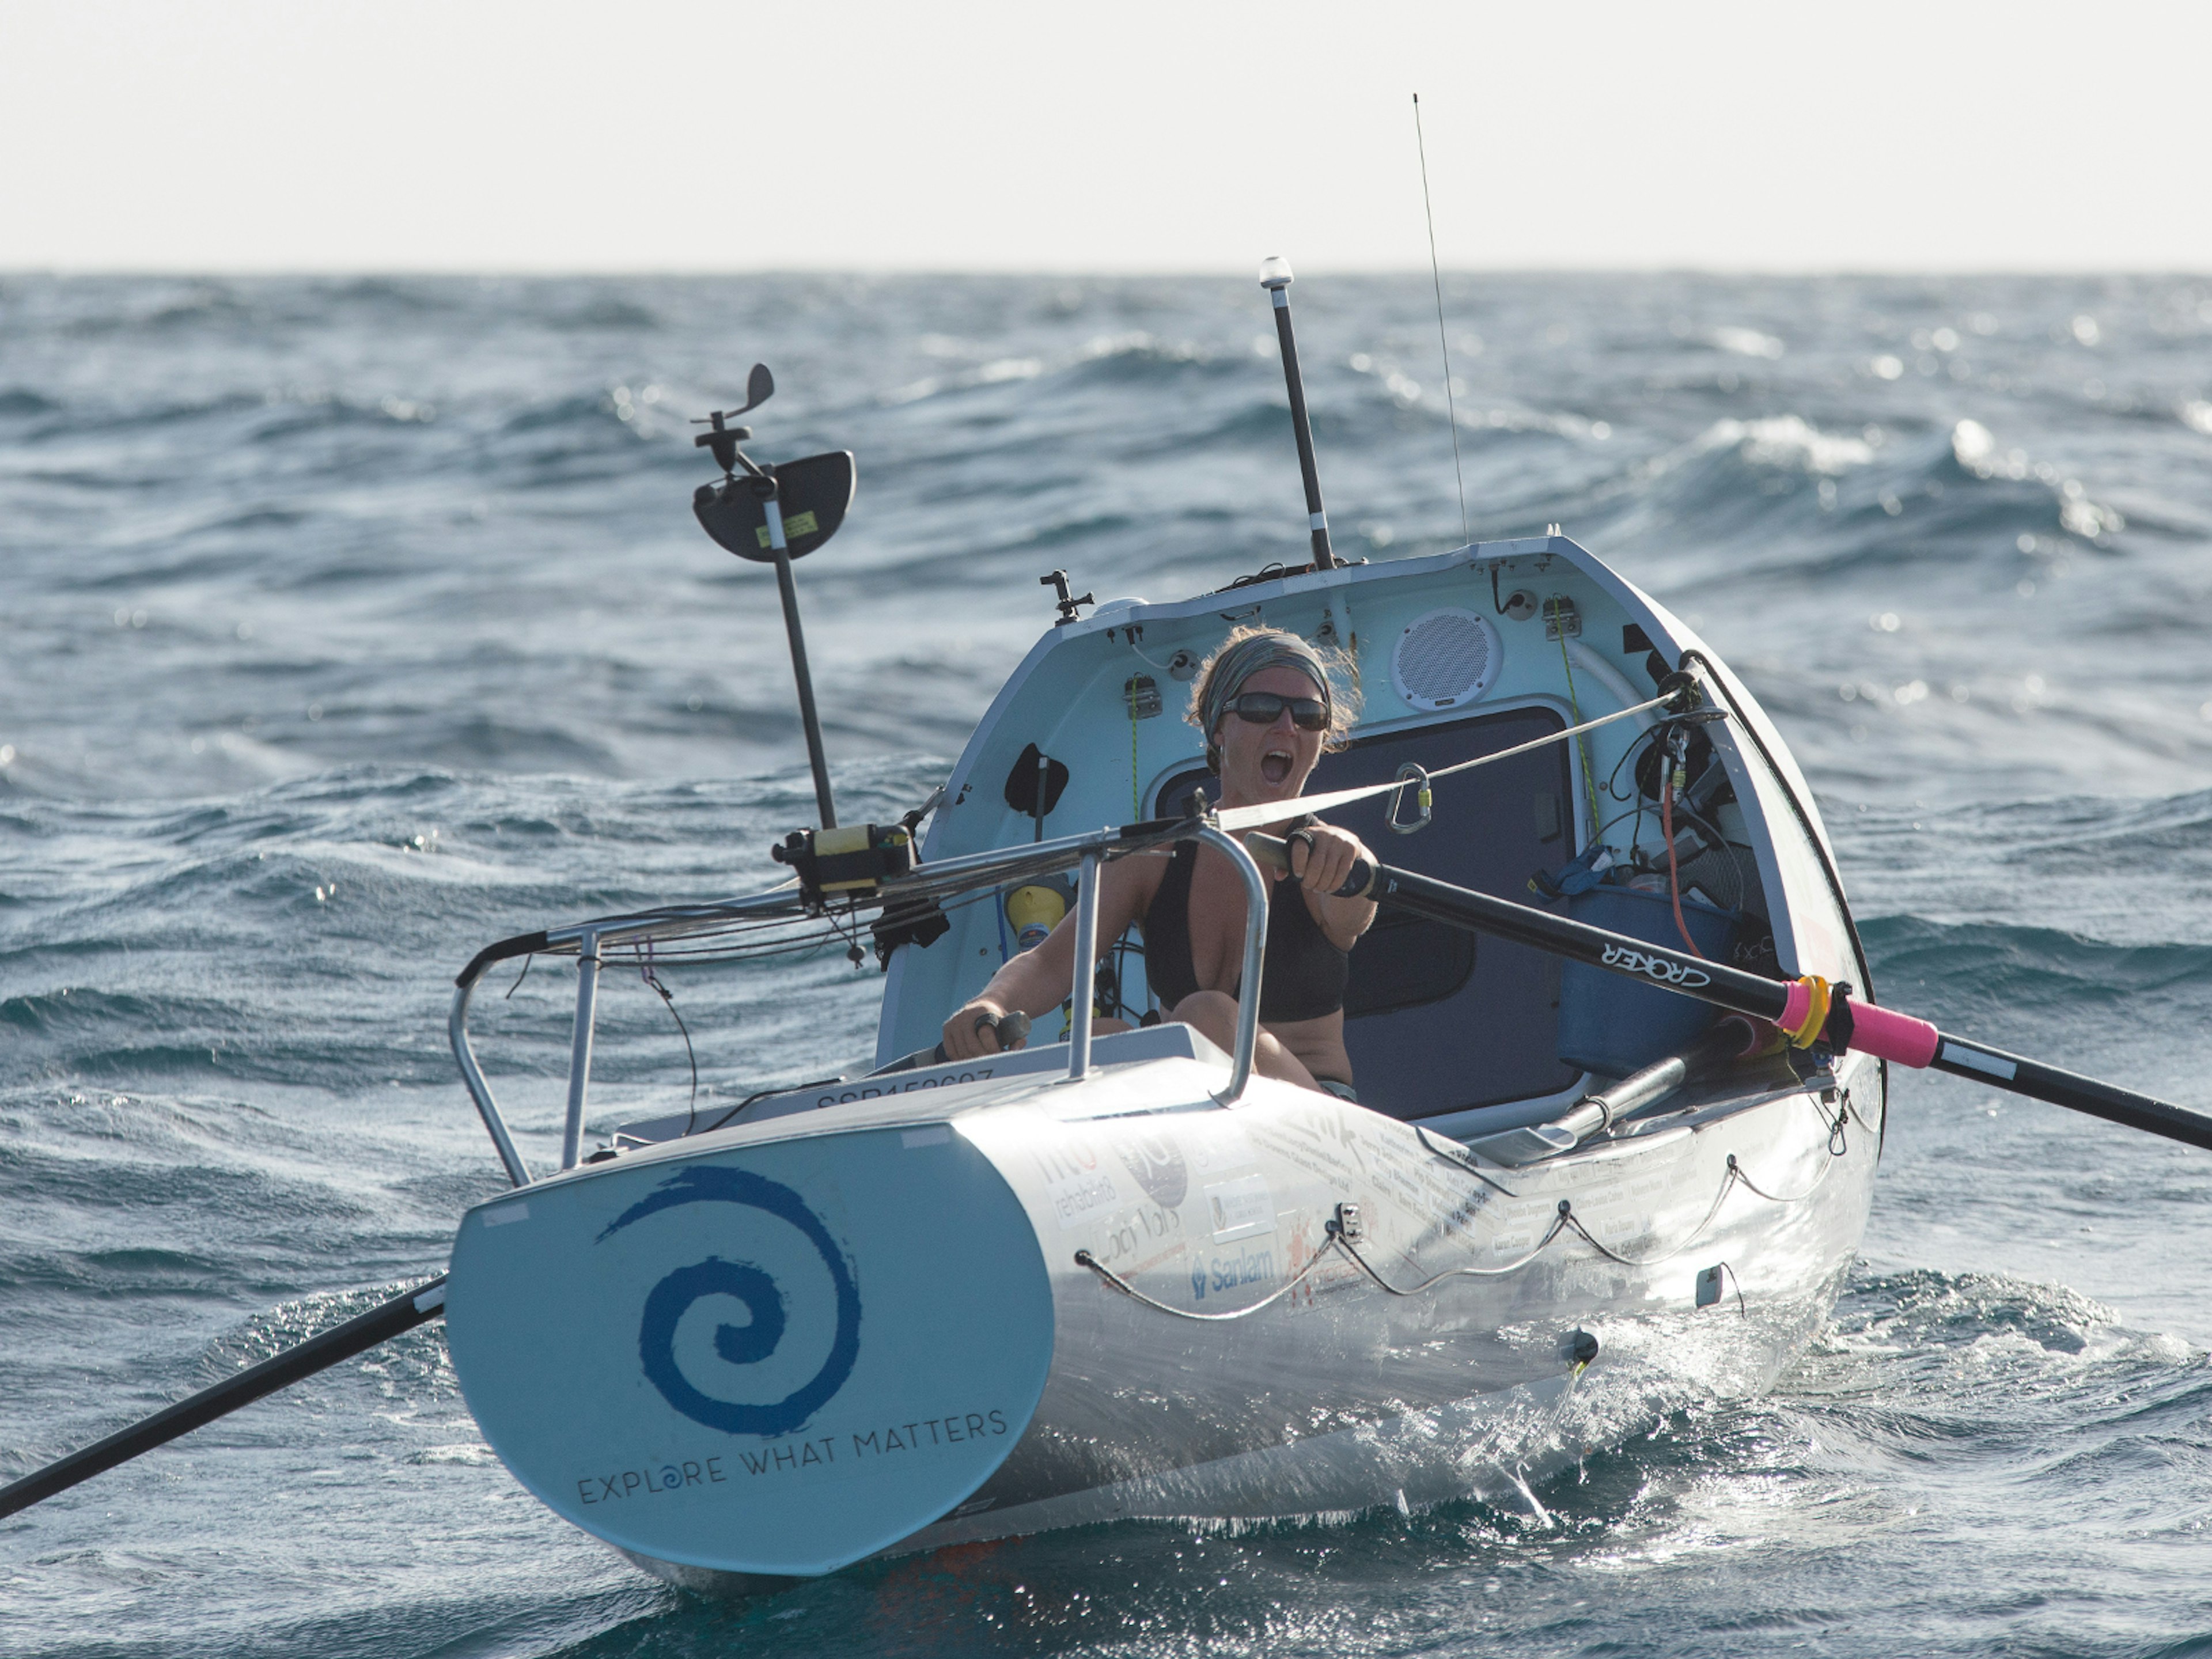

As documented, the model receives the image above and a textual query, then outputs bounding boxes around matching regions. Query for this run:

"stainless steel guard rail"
[446,816,1270,1186]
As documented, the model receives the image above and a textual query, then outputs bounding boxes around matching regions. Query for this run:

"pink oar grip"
[1846,1001,1941,1069]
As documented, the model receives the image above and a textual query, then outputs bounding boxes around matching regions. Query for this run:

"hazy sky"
[3,1,2204,272]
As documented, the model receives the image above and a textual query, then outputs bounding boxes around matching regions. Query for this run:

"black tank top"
[1142,826,1350,1023]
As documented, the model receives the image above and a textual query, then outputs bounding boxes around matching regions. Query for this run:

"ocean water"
[3,271,2211,1657]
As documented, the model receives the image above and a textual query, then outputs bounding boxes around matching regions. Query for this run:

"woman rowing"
[943,627,1377,1098]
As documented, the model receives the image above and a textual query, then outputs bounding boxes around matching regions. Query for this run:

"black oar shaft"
[770,537,837,831]
[1249,832,2212,1154]
[1929,1039,2212,1153]
[0,1274,448,1520]
[1372,868,1792,1024]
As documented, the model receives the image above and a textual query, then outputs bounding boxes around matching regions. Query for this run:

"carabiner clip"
[1388,763,1433,836]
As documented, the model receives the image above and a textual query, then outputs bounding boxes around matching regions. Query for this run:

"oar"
[1246,833,2212,1154]
[0,1274,448,1520]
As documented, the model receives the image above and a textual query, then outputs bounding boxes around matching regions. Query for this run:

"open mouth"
[1259,748,1293,786]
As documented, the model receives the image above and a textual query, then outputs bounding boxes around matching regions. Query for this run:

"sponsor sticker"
[1205,1173,1274,1241]
[1033,1132,1120,1229]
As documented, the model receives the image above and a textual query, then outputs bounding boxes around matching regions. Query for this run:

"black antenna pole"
[1259,257,1339,570]
[1412,94,1470,546]
[760,482,838,829]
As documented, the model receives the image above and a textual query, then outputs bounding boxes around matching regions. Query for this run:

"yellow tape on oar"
[1779,975,1834,1048]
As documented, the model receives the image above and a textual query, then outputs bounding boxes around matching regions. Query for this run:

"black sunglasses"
[1223,692,1328,730]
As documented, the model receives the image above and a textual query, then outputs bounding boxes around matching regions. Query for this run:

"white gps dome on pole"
[1259,256,1339,571]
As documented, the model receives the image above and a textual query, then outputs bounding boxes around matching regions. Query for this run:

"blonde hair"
[1185,624,1362,770]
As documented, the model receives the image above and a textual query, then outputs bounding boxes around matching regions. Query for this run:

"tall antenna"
[1412,93,1469,546]
[1259,256,1339,570]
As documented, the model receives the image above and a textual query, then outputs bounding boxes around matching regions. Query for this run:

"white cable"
[1213,691,1696,834]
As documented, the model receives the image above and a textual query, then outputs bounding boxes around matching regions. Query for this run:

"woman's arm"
[941,853,1160,1057]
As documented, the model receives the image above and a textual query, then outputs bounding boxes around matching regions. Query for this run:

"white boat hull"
[445,1032,1881,1591]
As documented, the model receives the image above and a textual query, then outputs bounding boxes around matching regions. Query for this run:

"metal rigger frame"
[446,820,1275,1188]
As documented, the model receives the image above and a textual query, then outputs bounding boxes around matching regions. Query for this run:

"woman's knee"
[1169,990,1238,1040]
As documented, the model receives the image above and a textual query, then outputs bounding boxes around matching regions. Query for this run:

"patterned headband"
[1198,631,1332,745]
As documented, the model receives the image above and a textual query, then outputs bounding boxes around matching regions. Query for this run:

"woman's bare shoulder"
[1100,843,1172,926]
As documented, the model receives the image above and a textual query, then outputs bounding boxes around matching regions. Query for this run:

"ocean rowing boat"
[437,353,1888,1588]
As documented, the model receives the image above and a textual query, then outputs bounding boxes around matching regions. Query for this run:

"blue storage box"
[1555,885,1740,1079]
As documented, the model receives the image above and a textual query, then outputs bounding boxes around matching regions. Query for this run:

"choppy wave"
[1862,914,2212,1014]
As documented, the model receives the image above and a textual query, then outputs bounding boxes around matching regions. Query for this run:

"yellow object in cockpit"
[1005,883,1066,953]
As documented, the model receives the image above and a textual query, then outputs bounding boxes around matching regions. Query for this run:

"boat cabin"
[880,535,1866,1141]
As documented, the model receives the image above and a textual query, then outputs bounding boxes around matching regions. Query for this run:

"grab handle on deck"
[1463,1019,1764,1167]
[1066,851,1102,1082]
[562,930,602,1171]
[1198,825,1268,1105]
[449,978,532,1188]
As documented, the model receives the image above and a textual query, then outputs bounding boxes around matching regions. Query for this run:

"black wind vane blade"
[1244,834,2212,1156]
[0,1274,449,1520]
[736,361,774,416]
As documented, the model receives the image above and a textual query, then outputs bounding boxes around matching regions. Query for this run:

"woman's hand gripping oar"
[0,1274,449,1520]
[1244,832,2212,1154]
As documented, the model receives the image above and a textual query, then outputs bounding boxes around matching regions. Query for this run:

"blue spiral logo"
[598,1165,861,1437]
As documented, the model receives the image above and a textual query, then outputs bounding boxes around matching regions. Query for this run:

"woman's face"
[1213,664,1326,802]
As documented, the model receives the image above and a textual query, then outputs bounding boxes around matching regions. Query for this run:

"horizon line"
[6,262,2209,282]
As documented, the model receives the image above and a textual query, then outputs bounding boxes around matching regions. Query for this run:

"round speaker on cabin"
[1390,608,1501,711]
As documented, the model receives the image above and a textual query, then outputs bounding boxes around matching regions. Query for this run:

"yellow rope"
[1556,625,1601,842]
[1131,700,1142,820]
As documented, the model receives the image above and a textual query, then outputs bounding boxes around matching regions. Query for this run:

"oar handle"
[1243,831,1378,899]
